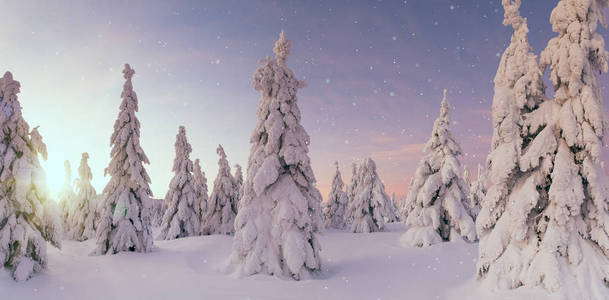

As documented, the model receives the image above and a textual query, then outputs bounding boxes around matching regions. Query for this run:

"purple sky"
[2,1,609,199]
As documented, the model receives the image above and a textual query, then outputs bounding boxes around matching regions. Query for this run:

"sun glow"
[40,158,69,200]
[38,143,110,202]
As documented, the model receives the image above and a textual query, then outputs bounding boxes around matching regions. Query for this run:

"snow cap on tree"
[274,30,291,65]
[0,72,60,281]
[323,161,349,229]
[203,144,238,235]
[158,126,201,239]
[227,31,323,280]
[93,64,153,255]
[401,89,476,247]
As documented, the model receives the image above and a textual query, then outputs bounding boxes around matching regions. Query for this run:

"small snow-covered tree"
[227,31,323,280]
[398,194,408,221]
[203,145,238,235]
[323,161,349,229]
[390,192,401,222]
[93,64,154,255]
[344,162,359,224]
[0,72,61,281]
[58,160,75,232]
[463,167,471,187]
[233,163,243,210]
[468,163,486,219]
[67,153,98,241]
[402,90,476,247]
[158,126,201,240]
[193,158,209,227]
[149,198,164,227]
[345,157,394,233]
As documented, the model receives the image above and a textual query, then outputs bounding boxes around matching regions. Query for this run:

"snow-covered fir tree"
[57,160,75,233]
[203,144,238,235]
[93,64,154,255]
[233,163,243,209]
[345,162,359,224]
[150,198,165,227]
[158,126,201,240]
[345,157,394,233]
[402,90,476,247]
[463,167,471,187]
[398,194,409,221]
[390,192,401,222]
[476,1,547,285]
[468,163,486,220]
[477,1,609,296]
[193,158,209,227]
[67,153,98,241]
[227,31,323,280]
[323,161,349,229]
[0,72,61,281]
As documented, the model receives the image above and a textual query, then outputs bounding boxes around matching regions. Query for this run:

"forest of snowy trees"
[3,0,609,298]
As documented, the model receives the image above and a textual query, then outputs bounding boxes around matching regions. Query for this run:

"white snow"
[1,223,585,300]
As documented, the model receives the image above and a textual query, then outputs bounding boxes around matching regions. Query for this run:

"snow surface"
[1,223,580,300]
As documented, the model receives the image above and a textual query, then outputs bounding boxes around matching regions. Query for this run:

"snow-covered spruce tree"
[401,90,476,247]
[323,161,349,229]
[93,64,153,255]
[468,163,486,220]
[476,0,609,295]
[476,1,546,287]
[58,160,75,233]
[67,153,98,241]
[233,164,243,209]
[158,126,201,240]
[193,158,209,228]
[463,167,471,188]
[344,162,359,225]
[390,192,401,222]
[398,194,409,221]
[150,198,165,227]
[0,72,61,281]
[345,157,394,233]
[203,144,238,235]
[227,31,323,280]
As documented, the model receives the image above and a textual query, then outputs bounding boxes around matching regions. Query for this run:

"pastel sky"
[2,1,609,200]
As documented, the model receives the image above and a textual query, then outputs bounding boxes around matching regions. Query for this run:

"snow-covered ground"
[1,223,562,299]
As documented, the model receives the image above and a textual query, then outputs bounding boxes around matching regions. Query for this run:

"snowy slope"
[0,224,570,299]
